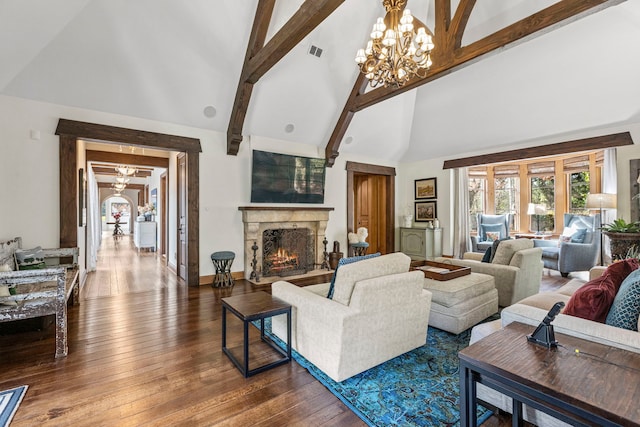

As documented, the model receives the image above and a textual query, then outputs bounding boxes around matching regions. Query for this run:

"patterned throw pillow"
[326,253,381,299]
[564,258,639,323]
[606,268,640,331]
[481,223,503,242]
[14,247,46,270]
[485,232,500,242]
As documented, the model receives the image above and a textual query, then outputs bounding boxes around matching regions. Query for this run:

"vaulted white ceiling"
[2,0,639,162]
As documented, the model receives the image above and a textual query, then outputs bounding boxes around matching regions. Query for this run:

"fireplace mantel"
[238,206,334,283]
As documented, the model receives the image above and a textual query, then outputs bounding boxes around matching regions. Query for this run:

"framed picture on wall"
[415,201,437,222]
[415,178,437,199]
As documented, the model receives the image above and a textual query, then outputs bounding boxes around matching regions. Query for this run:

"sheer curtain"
[86,166,102,271]
[602,148,617,263]
[453,167,471,258]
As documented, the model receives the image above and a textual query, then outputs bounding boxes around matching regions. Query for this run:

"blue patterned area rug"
[0,385,27,427]
[260,319,492,426]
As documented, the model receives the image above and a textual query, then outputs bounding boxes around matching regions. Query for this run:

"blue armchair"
[533,213,600,277]
[471,214,512,253]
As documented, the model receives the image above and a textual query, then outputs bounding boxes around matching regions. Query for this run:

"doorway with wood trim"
[346,161,396,255]
[56,119,202,287]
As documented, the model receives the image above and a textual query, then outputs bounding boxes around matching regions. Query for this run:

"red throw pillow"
[564,259,640,323]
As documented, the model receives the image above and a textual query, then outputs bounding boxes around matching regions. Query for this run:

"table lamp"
[585,193,617,265]
[527,203,545,234]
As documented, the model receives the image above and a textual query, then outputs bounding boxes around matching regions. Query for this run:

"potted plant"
[601,219,640,261]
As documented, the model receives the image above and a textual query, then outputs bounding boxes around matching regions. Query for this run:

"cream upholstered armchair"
[436,239,542,307]
[271,252,431,382]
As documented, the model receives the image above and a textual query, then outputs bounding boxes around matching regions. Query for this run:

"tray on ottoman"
[410,260,471,281]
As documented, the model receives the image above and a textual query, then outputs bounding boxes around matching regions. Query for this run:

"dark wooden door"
[354,173,389,254]
[177,154,187,281]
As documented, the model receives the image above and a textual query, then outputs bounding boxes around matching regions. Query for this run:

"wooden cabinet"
[400,227,443,260]
[134,221,156,252]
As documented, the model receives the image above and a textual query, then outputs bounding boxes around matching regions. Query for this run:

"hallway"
[82,231,181,299]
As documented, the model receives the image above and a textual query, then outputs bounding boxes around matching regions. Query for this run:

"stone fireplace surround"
[238,207,334,284]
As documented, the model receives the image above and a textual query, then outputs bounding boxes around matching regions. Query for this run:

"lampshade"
[585,193,617,210]
[527,203,546,215]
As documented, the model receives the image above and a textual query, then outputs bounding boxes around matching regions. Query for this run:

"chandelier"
[115,165,137,176]
[113,182,127,192]
[355,0,434,88]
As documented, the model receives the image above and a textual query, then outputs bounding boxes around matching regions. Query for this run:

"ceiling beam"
[91,166,153,177]
[324,73,368,167]
[324,0,624,164]
[442,132,633,169]
[86,150,169,168]
[98,182,146,191]
[227,0,345,155]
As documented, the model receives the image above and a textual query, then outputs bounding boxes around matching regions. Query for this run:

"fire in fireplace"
[263,228,314,277]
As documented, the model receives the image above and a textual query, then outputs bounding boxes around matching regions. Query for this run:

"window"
[530,176,555,232]
[469,177,485,231]
[494,177,519,231]
[568,171,590,214]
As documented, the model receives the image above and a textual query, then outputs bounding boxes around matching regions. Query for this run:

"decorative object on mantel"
[329,241,343,270]
[355,0,434,88]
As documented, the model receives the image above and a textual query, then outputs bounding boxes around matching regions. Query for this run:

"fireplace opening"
[263,228,314,277]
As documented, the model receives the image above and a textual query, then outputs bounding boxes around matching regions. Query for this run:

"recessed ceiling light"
[203,105,217,118]
[344,136,354,145]
[285,124,295,133]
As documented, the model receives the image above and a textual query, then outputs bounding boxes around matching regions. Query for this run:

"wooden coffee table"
[221,291,291,377]
[459,322,640,426]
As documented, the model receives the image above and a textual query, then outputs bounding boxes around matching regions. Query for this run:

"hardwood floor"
[0,240,578,426]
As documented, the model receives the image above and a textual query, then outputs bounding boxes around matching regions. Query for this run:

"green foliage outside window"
[495,177,519,230]
[569,172,590,214]
[531,176,555,232]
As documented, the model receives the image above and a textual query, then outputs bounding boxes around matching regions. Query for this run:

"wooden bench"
[0,237,79,358]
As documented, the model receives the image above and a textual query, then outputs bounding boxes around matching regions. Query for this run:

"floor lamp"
[585,193,617,266]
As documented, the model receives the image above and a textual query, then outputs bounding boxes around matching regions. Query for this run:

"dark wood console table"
[459,322,640,426]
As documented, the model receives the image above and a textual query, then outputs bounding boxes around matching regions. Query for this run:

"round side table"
[211,251,235,288]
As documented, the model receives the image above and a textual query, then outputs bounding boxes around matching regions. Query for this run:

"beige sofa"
[436,238,543,307]
[470,266,640,426]
[271,252,431,382]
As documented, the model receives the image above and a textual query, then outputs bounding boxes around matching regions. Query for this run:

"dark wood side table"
[459,322,640,427]
[221,291,291,377]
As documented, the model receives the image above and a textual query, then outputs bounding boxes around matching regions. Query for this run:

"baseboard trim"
[199,271,244,286]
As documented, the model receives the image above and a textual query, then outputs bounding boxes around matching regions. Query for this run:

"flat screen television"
[251,150,326,203]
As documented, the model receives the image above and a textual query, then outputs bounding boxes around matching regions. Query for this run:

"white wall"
[0,94,397,280]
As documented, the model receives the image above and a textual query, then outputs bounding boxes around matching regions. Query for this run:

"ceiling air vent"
[308,45,323,58]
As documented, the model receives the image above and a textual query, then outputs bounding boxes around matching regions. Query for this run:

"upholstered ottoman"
[423,272,498,334]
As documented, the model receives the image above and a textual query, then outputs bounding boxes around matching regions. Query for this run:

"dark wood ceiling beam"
[86,150,169,168]
[227,0,345,155]
[442,132,633,169]
[353,0,623,111]
[56,119,201,153]
[91,166,152,177]
[98,183,146,191]
[246,0,346,83]
[324,0,623,162]
[324,73,368,167]
[227,0,276,155]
